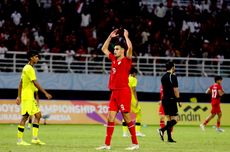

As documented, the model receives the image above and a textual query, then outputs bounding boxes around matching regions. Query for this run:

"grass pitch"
[0,124,229,152]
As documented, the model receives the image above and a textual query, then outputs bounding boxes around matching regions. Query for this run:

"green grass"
[0,124,229,152]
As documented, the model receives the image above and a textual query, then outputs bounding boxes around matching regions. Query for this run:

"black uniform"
[161,72,178,116]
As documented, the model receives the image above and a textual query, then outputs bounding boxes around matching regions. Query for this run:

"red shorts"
[211,103,221,114]
[109,88,131,113]
[159,104,165,115]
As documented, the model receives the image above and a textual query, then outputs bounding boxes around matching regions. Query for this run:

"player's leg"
[135,108,145,137]
[166,116,177,142]
[120,88,138,148]
[158,100,177,142]
[159,104,165,129]
[159,105,173,134]
[17,101,31,146]
[216,112,224,132]
[96,93,117,150]
[105,111,117,145]
[203,113,216,126]
[122,98,138,137]
[17,113,30,145]
[122,119,128,137]
[123,112,139,150]
[30,100,45,145]
[27,115,33,129]
[200,113,215,131]
[96,110,117,150]
[160,115,165,128]
[217,112,222,128]
[31,111,46,145]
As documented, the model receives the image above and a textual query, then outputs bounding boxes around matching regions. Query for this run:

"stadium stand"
[0,0,229,60]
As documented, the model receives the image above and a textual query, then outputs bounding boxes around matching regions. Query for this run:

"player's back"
[210,83,222,104]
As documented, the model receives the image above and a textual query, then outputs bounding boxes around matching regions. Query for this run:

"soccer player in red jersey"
[200,76,225,132]
[96,29,139,150]
[159,85,165,129]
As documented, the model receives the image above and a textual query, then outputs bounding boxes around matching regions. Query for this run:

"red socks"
[217,121,220,128]
[127,121,138,145]
[204,120,209,125]
[104,121,138,146]
[105,122,115,146]
[160,120,165,128]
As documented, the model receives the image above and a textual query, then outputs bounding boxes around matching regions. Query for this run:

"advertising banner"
[0,100,229,125]
[140,102,230,126]
[0,100,112,124]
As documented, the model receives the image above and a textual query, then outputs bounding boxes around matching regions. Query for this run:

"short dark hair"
[214,76,222,82]
[166,61,175,70]
[27,50,40,61]
[130,67,138,74]
[114,37,127,51]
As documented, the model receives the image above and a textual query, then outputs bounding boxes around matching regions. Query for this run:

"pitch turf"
[0,124,229,152]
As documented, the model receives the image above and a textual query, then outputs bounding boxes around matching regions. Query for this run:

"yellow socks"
[32,124,39,139]
[17,125,25,141]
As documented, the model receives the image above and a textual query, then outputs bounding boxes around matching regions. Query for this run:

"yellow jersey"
[128,75,137,103]
[21,64,37,101]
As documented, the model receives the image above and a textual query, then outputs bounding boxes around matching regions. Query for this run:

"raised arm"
[124,29,133,59]
[101,29,118,57]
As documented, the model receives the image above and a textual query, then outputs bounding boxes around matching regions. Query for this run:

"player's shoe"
[136,132,146,137]
[200,124,205,131]
[17,140,31,146]
[216,128,224,132]
[125,144,139,150]
[157,129,164,141]
[123,132,129,137]
[31,139,46,145]
[168,139,176,143]
[96,145,111,150]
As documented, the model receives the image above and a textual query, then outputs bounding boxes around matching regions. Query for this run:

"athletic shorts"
[162,98,178,116]
[211,103,221,114]
[159,104,165,115]
[21,99,40,116]
[109,88,131,113]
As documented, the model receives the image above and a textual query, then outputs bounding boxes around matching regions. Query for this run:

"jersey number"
[211,89,218,98]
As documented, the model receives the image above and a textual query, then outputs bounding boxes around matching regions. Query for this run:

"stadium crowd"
[0,0,229,60]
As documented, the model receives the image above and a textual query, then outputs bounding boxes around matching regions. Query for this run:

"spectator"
[11,10,22,26]
[80,8,91,27]
[0,42,8,59]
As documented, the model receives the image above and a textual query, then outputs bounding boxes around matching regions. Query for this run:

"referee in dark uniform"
[157,61,181,142]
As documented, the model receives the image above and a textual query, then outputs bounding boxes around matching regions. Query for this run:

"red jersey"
[108,53,132,90]
[160,85,163,100]
[209,83,223,104]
